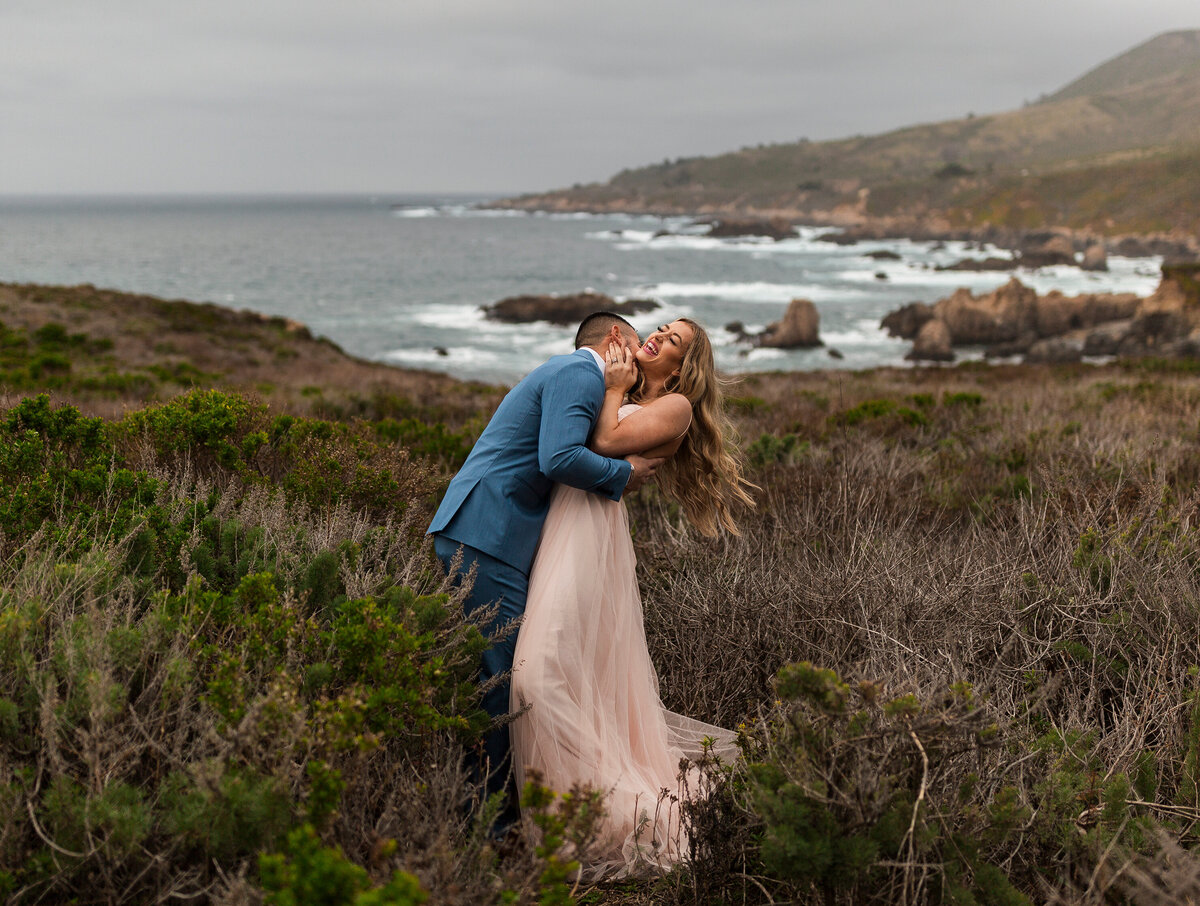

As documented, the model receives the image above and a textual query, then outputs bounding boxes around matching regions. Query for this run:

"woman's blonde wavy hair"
[631,318,756,536]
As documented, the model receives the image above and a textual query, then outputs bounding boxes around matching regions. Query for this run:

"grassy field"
[5,285,1200,903]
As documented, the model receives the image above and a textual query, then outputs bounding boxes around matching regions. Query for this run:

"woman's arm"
[590,349,691,457]
[592,393,691,457]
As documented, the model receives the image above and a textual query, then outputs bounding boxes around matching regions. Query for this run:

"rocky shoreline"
[487,199,1200,265]
[882,262,1200,365]
[470,217,1200,369]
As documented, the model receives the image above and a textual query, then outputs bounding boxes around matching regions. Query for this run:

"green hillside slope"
[499,30,1200,240]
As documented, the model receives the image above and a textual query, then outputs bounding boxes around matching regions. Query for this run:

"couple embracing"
[428,312,753,879]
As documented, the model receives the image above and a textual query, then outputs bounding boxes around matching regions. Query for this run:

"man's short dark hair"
[574,311,636,349]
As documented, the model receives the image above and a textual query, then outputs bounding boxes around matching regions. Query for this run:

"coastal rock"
[1023,234,1075,256]
[1113,237,1198,260]
[933,277,1039,344]
[905,318,954,362]
[757,298,822,348]
[1161,261,1200,306]
[706,217,796,241]
[1113,237,1156,258]
[1081,243,1109,272]
[1082,320,1133,356]
[1018,249,1076,269]
[1034,290,1140,337]
[815,231,860,246]
[936,256,1019,272]
[1127,309,1189,349]
[482,292,658,326]
[866,250,901,261]
[879,265,1200,363]
[880,301,935,339]
[985,333,1037,358]
[1024,337,1083,365]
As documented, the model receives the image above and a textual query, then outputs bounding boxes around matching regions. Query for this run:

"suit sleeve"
[538,360,631,500]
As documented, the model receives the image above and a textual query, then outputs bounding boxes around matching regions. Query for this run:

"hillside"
[0,281,499,424]
[1046,29,1200,102]
[496,30,1200,241]
[10,281,1200,902]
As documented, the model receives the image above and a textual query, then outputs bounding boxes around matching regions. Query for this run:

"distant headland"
[492,30,1200,248]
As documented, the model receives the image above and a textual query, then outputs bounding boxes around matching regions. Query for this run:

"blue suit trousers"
[435,534,527,819]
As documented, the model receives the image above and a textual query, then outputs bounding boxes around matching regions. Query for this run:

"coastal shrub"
[830,397,929,428]
[259,824,428,905]
[119,387,255,469]
[0,391,527,902]
[726,395,770,415]
[0,535,490,902]
[731,665,1031,905]
[746,432,806,466]
[372,417,475,469]
[942,390,984,407]
[12,361,1200,902]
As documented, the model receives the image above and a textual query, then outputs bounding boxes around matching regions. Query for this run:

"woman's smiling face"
[636,319,694,378]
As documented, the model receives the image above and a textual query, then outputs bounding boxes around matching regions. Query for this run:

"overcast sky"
[1,0,1196,196]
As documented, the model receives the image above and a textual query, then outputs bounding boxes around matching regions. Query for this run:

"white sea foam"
[633,281,870,304]
[831,257,1159,298]
[391,207,439,218]
[412,304,492,330]
[740,347,790,362]
[614,229,661,243]
[383,346,503,367]
[453,207,529,218]
[821,322,899,347]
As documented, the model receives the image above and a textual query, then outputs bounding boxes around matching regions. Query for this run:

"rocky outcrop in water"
[883,263,1200,364]
[728,299,824,348]
[757,298,822,348]
[704,217,797,241]
[482,292,659,326]
[906,319,954,362]
[1081,242,1108,272]
[881,302,935,339]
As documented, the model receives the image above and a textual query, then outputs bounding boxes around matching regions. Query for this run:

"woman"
[509,318,755,879]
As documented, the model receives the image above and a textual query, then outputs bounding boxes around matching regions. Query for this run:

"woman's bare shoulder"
[643,392,692,418]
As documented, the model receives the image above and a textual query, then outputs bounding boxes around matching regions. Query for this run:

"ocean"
[0,193,1164,384]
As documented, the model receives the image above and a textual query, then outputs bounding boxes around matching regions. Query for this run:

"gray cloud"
[1,0,1196,193]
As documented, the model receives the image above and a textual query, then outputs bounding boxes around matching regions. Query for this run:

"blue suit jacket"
[428,349,631,574]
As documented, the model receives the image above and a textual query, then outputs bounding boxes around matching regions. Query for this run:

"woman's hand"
[605,343,637,394]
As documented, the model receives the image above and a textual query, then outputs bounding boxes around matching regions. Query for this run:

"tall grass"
[5,362,1200,903]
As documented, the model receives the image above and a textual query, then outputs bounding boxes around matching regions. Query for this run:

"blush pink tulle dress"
[510,405,738,880]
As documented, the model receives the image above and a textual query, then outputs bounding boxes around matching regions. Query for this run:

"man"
[428,311,661,826]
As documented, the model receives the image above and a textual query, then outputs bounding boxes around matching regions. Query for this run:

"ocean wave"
[390,206,439,218]
[633,281,870,304]
[411,304,489,329]
[821,322,899,346]
[1020,267,1161,297]
[458,207,530,218]
[383,346,504,367]
[850,261,1162,299]
[739,347,790,362]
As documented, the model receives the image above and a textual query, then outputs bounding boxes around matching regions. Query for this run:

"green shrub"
[831,398,929,428]
[259,824,427,906]
[943,391,984,407]
[747,432,806,466]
